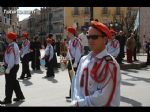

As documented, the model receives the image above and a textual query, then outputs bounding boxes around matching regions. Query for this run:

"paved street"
[0,50,150,106]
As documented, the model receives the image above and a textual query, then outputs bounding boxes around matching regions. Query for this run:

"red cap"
[7,32,17,40]
[67,27,76,35]
[22,32,28,38]
[110,29,116,35]
[91,21,112,39]
[47,38,52,44]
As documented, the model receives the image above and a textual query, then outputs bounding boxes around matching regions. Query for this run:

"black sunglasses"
[87,35,101,40]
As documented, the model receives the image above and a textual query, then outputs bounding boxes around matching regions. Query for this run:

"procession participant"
[126,33,136,63]
[71,21,121,106]
[78,26,89,55]
[146,37,150,65]
[42,38,55,78]
[106,29,120,58]
[18,32,31,80]
[30,36,41,71]
[0,32,25,104]
[65,27,83,99]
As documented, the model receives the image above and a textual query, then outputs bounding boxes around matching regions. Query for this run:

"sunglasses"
[87,35,101,40]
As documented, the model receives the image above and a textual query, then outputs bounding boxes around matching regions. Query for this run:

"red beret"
[47,38,52,44]
[67,27,76,35]
[110,29,116,35]
[91,21,112,39]
[22,32,28,38]
[7,32,17,40]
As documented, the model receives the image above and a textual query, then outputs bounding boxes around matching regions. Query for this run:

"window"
[116,7,121,15]
[74,7,79,15]
[84,7,90,14]
[102,7,108,14]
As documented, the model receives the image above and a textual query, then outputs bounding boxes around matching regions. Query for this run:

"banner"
[134,10,139,31]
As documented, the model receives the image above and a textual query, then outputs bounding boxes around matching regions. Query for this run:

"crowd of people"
[1,19,150,106]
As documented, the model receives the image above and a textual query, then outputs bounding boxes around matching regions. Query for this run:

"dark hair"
[48,33,53,37]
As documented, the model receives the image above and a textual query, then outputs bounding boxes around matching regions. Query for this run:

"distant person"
[42,38,55,78]
[126,33,136,63]
[78,27,89,55]
[106,29,120,58]
[18,32,31,80]
[146,37,150,65]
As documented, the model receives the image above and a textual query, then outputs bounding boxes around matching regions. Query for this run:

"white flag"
[134,10,139,31]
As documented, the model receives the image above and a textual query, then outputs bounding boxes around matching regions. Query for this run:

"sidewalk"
[120,53,147,70]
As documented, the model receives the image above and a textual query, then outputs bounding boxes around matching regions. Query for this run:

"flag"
[134,10,139,31]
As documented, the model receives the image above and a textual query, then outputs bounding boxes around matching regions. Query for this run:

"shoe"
[25,76,31,79]
[18,77,25,80]
[44,76,50,78]
[65,96,71,99]
[0,100,12,104]
[13,98,25,102]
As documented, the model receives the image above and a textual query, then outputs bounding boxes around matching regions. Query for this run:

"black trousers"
[46,59,54,77]
[20,54,31,78]
[5,65,24,101]
[31,50,41,70]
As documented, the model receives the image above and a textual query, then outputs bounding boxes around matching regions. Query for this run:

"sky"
[18,7,41,21]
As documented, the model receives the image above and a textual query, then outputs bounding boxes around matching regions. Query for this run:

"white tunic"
[66,37,83,65]
[20,39,30,58]
[4,42,20,72]
[71,49,121,106]
[78,33,88,47]
[106,39,120,58]
[44,44,54,61]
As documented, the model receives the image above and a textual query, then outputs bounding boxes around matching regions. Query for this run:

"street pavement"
[0,50,150,106]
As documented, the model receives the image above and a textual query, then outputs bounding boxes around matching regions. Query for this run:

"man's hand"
[73,62,77,68]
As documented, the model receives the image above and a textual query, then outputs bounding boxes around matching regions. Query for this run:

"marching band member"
[106,30,120,58]
[18,32,31,80]
[66,27,83,99]
[0,32,25,104]
[42,38,55,78]
[71,21,121,106]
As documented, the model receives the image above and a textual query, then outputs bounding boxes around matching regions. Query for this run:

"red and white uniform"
[4,42,20,74]
[106,38,120,58]
[66,37,83,65]
[71,48,121,106]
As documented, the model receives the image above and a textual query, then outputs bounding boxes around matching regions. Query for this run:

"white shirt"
[44,44,54,61]
[20,39,30,58]
[78,33,88,47]
[66,37,83,65]
[106,39,120,58]
[71,49,121,106]
[4,42,20,72]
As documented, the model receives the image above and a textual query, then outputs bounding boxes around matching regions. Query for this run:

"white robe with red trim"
[66,37,83,65]
[106,39,120,58]
[71,49,121,106]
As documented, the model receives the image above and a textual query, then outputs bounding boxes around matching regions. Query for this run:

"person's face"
[6,37,12,43]
[67,31,74,39]
[87,27,106,54]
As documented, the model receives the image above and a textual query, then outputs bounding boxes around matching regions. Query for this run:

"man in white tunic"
[106,30,120,58]
[71,21,121,106]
